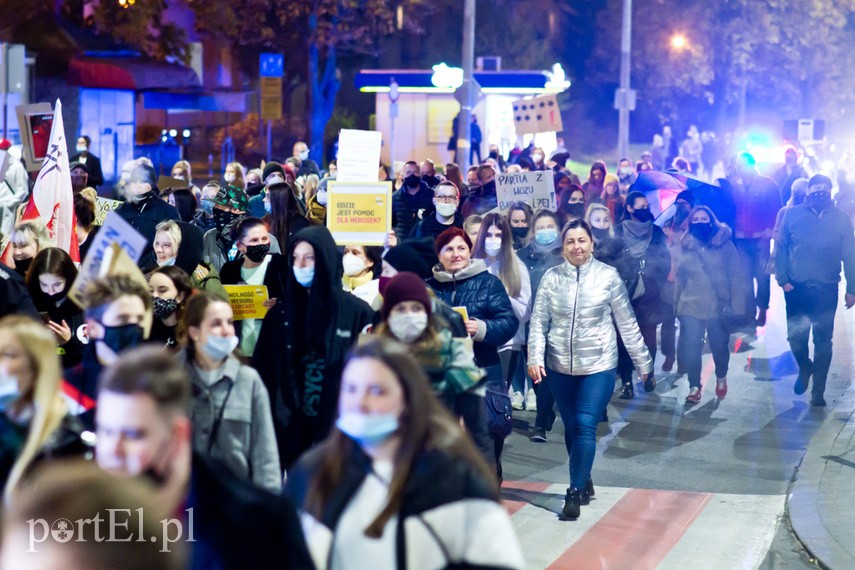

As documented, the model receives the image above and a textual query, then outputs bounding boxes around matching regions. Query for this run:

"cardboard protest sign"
[223,285,270,320]
[512,95,562,135]
[68,211,148,308]
[336,129,383,182]
[157,175,190,191]
[94,197,123,226]
[326,181,392,246]
[496,170,556,211]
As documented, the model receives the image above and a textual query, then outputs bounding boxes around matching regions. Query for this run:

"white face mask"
[532,153,544,163]
[387,312,428,343]
[619,167,633,177]
[173,174,185,181]
[224,173,235,183]
[299,150,309,161]
[484,237,502,257]
[76,144,87,153]
[436,203,457,218]
[342,252,366,277]
[121,171,131,182]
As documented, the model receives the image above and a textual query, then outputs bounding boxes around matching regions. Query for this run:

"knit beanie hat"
[675,189,695,206]
[381,272,432,321]
[262,162,286,182]
[383,243,433,279]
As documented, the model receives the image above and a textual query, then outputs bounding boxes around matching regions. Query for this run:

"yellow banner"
[326,181,392,245]
[223,285,270,320]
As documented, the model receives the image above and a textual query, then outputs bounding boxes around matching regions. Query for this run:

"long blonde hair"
[2,315,68,503]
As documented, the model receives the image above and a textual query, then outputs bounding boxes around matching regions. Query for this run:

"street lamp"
[670,34,688,50]
[389,77,399,179]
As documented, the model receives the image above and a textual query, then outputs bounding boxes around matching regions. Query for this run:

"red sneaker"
[685,387,702,403]
[715,377,728,398]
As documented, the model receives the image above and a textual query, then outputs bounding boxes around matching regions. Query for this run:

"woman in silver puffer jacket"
[528,219,652,521]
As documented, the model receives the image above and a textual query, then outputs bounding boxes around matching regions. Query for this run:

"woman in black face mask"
[507,202,533,250]
[220,217,283,359]
[9,221,48,279]
[674,206,744,404]
[557,186,587,227]
[148,266,193,349]
[25,248,85,370]
[612,192,671,398]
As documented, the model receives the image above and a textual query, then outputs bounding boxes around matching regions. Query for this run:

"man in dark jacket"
[392,160,434,238]
[775,174,855,407]
[95,345,313,570]
[252,225,375,470]
[116,163,181,269]
[461,164,499,218]
[773,147,808,206]
[70,135,104,190]
[409,181,464,240]
[728,152,781,326]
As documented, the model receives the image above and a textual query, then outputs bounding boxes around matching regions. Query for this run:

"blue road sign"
[259,53,284,77]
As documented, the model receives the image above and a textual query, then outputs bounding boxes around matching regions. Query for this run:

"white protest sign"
[94,197,123,226]
[67,211,149,308]
[336,129,382,182]
[496,170,556,211]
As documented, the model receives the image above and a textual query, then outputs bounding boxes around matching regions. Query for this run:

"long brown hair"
[304,338,496,537]
[470,212,522,298]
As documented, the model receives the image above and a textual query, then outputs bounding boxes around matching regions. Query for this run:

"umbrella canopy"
[632,170,730,227]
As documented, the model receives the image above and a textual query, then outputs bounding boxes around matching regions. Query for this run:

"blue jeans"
[678,315,730,388]
[545,368,615,489]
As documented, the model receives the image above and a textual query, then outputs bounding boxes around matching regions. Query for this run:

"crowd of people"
[0,132,853,569]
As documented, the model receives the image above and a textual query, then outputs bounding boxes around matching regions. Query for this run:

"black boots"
[562,479,595,520]
[618,382,633,399]
[562,488,583,520]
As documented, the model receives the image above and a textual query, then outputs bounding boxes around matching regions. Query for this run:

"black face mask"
[152,297,179,320]
[13,257,32,278]
[404,174,421,189]
[489,151,499,159]
[422,175,440,188]
[511,227,528,240]
[689,222,714,242]
[566,203,586,219]
[244,243,271,263]
[481,180,497,195]
[632,208,655,223]
[213,208,237,233]
[592,227,611,242]
[100,323,144,356]
[806,191,831,212]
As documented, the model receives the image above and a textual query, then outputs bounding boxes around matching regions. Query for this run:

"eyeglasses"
[435,195,458,203]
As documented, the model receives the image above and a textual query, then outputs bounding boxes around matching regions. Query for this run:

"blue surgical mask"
[157,257,176,267]
[535,228,558,246]
[336,412,399,447]
[264,200,272,213]
[199,200,214,215]
[201,334,238,361]
[316,189,328,206]
[0,373,20,411]
[293,265,315,287]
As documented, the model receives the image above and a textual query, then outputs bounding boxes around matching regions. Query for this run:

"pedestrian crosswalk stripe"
[502,482,785,570]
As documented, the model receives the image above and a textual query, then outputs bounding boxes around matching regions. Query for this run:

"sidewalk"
[788,392,855,569]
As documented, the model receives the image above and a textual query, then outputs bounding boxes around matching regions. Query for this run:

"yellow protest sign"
[326,181,392,246]
[452,306,469,321]
[94,197,123,226]
[223,285,270,320]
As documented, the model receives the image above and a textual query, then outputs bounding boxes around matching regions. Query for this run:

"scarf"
[621,220,653,258]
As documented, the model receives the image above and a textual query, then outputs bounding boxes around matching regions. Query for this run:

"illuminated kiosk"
[355,64,570,169]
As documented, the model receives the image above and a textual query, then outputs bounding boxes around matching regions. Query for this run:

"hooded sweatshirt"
[252,225,375,470]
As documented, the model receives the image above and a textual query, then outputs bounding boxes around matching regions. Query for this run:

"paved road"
[500,284,852,569]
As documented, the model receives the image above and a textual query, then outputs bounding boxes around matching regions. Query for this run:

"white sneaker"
[525,390,537,411]
[511,391,524,410]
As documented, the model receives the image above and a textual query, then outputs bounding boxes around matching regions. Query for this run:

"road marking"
[503,484,786,570]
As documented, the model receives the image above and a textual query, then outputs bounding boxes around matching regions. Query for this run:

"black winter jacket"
[516,242,564,297]
[252,226,374,470]
[427,260,518,368]
[614,222,671,325]
[392,183,434,239]
[409,210,464,241]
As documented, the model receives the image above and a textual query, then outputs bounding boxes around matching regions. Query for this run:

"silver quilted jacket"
[528,256,653,376]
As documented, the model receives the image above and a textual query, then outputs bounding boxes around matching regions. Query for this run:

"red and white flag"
[13,99,79,262]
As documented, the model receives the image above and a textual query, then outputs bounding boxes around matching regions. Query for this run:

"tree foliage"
[591,0,855,127]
